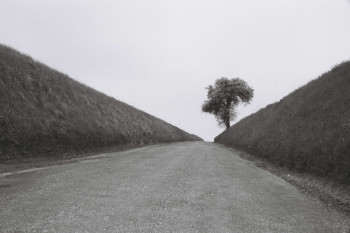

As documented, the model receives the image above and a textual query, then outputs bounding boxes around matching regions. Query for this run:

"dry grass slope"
[215,61,350,183]
[0,44,201,160]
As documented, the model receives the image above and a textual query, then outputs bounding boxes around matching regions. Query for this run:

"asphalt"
[0,142,349,232]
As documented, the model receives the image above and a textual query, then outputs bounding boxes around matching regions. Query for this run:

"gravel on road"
[0,142,349,232]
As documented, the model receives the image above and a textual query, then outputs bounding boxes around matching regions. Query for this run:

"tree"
[202,77,254,128]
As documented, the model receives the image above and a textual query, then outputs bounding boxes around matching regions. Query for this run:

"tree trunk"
[225,120,230,129]
[225,99,231,129]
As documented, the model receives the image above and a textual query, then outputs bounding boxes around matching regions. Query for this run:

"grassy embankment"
[215,61,350,183]
[0,44,201,161]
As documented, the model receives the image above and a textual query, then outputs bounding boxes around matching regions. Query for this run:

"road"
[0,142,349,232]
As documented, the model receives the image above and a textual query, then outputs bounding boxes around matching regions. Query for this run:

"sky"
[1,0,350,141]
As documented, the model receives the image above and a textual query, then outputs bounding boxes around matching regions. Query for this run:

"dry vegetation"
[0,44,201,161]
[215,61,350,183]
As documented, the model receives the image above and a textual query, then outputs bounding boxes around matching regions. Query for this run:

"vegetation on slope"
[215,61,350,183]
[0,44,201,160]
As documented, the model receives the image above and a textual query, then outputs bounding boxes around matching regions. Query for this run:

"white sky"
[1,0,350,141]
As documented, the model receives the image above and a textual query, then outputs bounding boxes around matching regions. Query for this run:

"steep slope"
[215,61,350,182]
[0,44,202,160]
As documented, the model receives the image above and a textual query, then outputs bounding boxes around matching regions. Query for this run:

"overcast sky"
[1,0,350,141]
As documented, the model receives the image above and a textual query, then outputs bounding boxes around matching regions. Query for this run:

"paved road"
[0,142,349,232]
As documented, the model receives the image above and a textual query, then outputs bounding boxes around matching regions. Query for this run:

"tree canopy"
[202,77,254,128]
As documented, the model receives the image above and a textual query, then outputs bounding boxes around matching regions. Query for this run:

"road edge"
[217,143,350,217]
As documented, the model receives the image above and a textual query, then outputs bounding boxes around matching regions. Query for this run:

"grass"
[225,146,350,216]
[0,44,201,161]
[215,61,350,183]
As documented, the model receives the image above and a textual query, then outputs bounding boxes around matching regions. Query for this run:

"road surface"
[0,142,349,232]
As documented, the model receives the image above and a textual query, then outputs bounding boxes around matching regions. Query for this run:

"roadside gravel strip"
[0,142,349,232]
